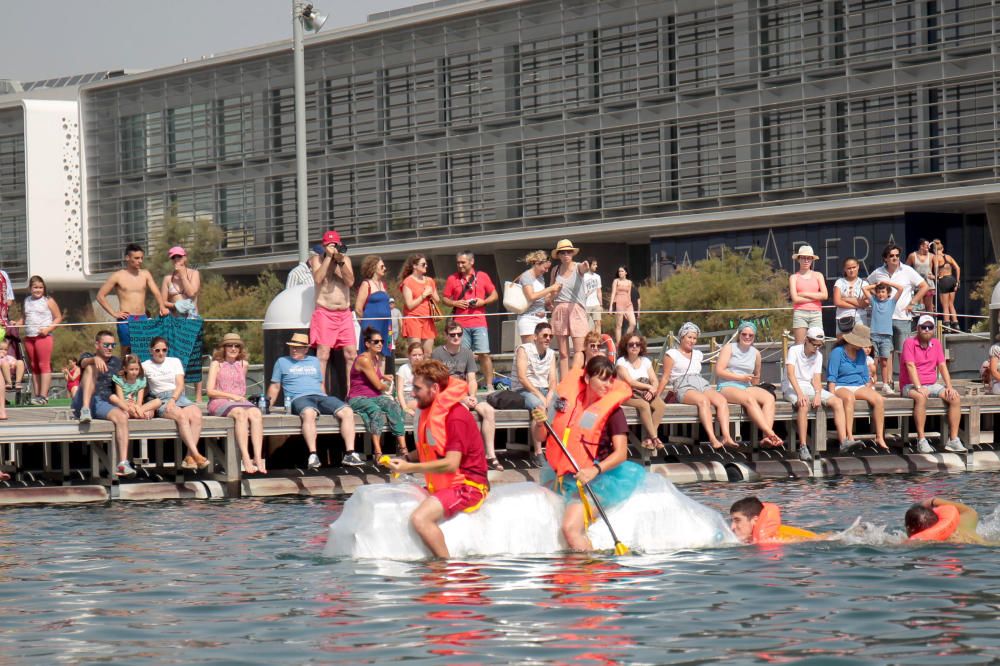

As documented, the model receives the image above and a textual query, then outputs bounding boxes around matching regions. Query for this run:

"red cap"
[322,230,342,245]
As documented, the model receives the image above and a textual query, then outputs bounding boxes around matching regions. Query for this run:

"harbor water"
[3,472,1000,663]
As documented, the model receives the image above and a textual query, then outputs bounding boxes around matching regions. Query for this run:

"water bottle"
[284,394,292,413]
[258,394,268,415]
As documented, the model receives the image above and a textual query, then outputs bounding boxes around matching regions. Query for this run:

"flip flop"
[486,457,504,472]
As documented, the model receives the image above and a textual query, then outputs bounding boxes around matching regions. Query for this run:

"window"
[384,159,440,230]
[328,167,380,238]
[520,34,590,112]
[761,105,829,189]
[597,21,661,102]
[326,73,378,142]
[446,151,496,225]
[382,63,439,134]
[939,83,995,171]
[600,128,664,207]
[445,52,493,124]
[676,116,738,199]
[674,5,736,87]
[759,1,825,74]
[522,139,588,215]
[843,93,919,181]
[167,103,212,167]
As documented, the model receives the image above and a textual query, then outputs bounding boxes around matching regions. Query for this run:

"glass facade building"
[80,0,1000,276]
[0,107,28,283]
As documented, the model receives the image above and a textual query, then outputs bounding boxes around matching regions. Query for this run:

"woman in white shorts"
[514,250,560,343]
[656,322,739,450]
[826,324,886,452]
[715,321,782,448]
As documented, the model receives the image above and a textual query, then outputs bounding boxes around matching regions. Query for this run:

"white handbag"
[503,280,529,314]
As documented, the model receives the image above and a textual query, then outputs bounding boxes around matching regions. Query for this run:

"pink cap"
[168,246,186,258]
[322,230,342,245]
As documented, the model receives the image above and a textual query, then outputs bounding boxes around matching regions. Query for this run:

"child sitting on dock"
[63,357,81,398]
[0,339,26,391]
[112,354,159,420]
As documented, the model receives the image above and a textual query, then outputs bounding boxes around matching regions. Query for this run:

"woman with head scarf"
[715,321,782,448]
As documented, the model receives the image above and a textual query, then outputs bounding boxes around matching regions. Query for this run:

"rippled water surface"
[4,473,1000,664]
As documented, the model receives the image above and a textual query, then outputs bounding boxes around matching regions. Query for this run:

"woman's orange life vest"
[751,502,819,543]
[909,504,960,542]
[547,369,632,476]
[416,377,469,493]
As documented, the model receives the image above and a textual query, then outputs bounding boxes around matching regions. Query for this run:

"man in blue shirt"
[268,332,363,468]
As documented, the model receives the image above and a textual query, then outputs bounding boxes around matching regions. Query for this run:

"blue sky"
[1,0,421,82]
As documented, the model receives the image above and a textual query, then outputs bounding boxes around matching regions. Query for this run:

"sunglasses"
[918,324,935,331]
[369,339,384,345]
[223,343,242,348]
[627,342,642,348]
[539,333,552,339]
[152,347,168,352]
[558,250,573,255]
[807,339,823,345]
[587,343,600,349]
[447,332,463,338]
[887,253,901,259]
[101,342,117,349]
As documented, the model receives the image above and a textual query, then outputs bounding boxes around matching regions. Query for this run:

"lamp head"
[301,4,328,32]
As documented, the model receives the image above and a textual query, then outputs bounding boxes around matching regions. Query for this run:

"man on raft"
[387,359,489,558]
[905,497,987,544]
[533,355,645,551]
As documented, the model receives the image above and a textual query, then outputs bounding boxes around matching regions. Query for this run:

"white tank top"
[512,343,554,392]
[23,295,52,337]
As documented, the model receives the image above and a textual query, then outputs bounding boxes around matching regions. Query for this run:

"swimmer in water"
[905,497,987,544]
[729,496,819,544]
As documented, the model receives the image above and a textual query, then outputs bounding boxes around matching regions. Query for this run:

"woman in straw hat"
[206,333,267,474]
[826,323,887,453]
[548,239,591,376]
[789,244,828,345]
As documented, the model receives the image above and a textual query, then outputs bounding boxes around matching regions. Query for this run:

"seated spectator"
[206,333,266,475]
[615,333,666,453]
[715,321,783,449]
[514,250,559,344]
[396,341,425,415]
[826,324,886,452]
[0,339,25,391]
[900,314,965,453]
[349,327,407,458]
[72,330,135,478]
[268,332,362,468]
[512,322,558,465]
[142,337,207,472]
[62,357,81,399]
[113,354,159,420]
[431,321,501,471]
[864,279,904,394]
[655,322,739,451]
[782,327,849,462]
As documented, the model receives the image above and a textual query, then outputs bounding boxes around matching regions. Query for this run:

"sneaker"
[117,461,137,478]
[341,452,364,467]
[944,438,967,453]
[798,446,812,462]
[78,407,92,423]
[30,396,44,406]
[308,453,323,469]
[531,452,546,468]
[881,384,895,396]
[916,438,935,454]
[840,439,862,454]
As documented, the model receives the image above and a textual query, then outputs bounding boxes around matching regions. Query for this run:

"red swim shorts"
[310,306,356,348]
[433,483,487,519]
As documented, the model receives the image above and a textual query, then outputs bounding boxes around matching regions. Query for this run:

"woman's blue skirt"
[540,460,645,509]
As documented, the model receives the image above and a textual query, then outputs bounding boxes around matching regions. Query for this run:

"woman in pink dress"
[206,333,266,474]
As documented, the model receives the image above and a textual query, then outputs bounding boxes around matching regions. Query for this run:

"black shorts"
[938,275,957,294]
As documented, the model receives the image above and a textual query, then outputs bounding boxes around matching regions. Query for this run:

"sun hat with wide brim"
[286,332,311,347]
[551,239,580,259]
[842,323,872,349]
[792,244,819,260]
[220,332,245,347]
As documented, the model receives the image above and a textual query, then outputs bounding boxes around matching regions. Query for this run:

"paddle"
[538,418,630,556]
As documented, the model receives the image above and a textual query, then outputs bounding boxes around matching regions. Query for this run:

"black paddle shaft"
[539,419,627,550]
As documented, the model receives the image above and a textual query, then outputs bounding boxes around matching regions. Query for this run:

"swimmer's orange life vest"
[909,504,960,542]
[547,368,632,477]
[751,503,819,543]
[415,377,489,510]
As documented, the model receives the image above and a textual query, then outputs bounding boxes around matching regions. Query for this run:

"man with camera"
[310,230,356,395]
[442,250,498,389]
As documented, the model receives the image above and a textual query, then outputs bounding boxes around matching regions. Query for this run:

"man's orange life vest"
[909,504,960,542]
[547,369,632,476]
[416,377,469,493]
[751,502,819,543]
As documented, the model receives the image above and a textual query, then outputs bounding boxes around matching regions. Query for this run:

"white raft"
[323,472,736,560]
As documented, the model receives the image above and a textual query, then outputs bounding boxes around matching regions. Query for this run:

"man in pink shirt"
[442,250,498,389]
[900,314,964,454]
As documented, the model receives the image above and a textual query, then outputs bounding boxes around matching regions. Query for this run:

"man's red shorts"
[433,483,487,519]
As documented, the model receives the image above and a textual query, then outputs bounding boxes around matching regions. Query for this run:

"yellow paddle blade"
[614,542,630,556]
[377,455,398,479]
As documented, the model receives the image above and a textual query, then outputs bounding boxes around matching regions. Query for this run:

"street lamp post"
[292,1,327,263]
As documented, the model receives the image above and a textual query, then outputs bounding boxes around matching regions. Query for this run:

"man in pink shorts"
[310,230,356,394]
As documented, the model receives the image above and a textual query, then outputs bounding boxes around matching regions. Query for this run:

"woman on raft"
[533,355,645,552]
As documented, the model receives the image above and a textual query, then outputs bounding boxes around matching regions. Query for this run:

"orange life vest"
[547,369,632,476]
[909,504,960,542]
[751,502,819,543]
[416,377,469,493]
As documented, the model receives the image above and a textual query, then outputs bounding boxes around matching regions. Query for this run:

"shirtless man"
[96,243,170,351]
[310,230,355,394]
